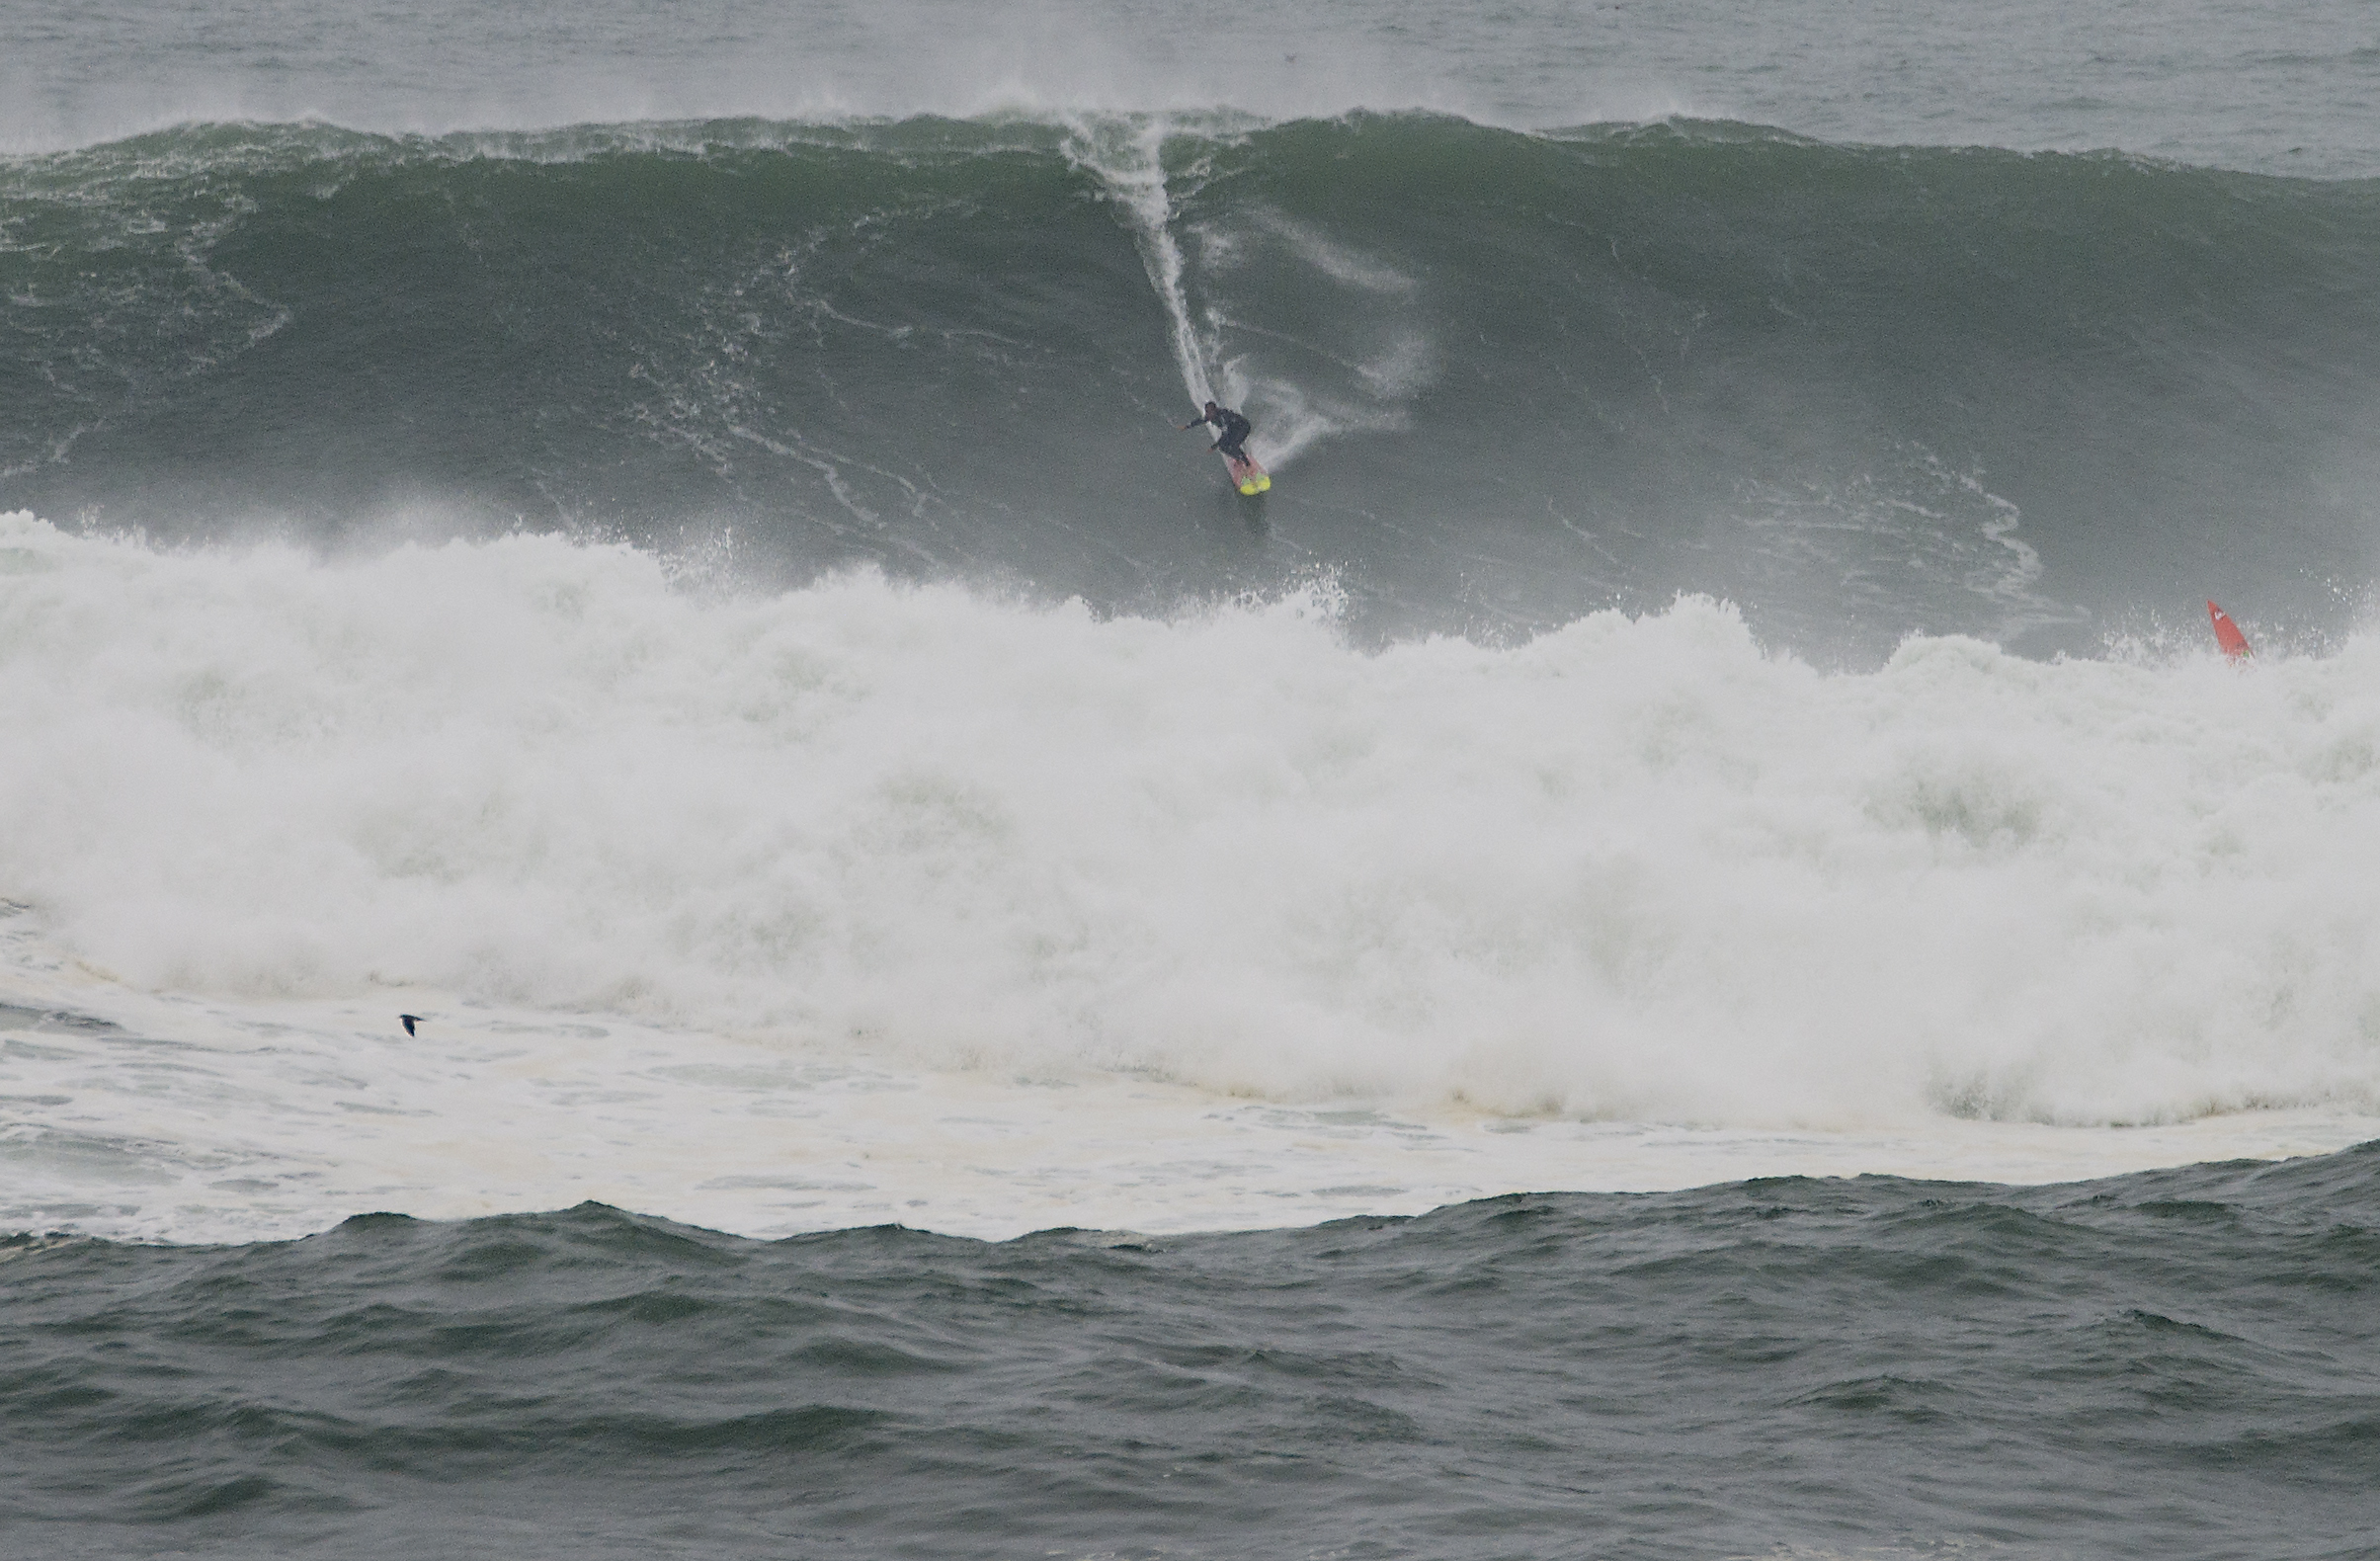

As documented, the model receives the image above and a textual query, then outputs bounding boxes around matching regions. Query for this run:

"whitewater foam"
[4,940,2370,1245]
[6,508,2380,1102]
[7,513,2380,1237]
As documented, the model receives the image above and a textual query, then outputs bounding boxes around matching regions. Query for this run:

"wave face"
[7,116,2380,657]
[7,1152,2378,1560]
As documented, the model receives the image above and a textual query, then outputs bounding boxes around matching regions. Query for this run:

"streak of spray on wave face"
[1061,111,1437,470]
[1060,116,1215,411]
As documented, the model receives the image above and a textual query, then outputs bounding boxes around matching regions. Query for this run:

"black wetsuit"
[1201,406,1254,462]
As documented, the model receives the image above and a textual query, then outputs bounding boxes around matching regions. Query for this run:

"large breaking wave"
[6,113,2379,657]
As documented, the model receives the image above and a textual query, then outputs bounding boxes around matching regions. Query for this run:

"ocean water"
[6,2,2380,1555]
[10,1156,2380,1560]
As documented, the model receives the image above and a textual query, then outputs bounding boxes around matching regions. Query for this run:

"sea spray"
[1061,113,1217,410]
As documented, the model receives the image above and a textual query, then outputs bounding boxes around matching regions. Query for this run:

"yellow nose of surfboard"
[1223,452,1272,496]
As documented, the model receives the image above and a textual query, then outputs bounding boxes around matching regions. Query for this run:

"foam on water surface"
[4,511,2379,1240]
[4,940,2373,1245]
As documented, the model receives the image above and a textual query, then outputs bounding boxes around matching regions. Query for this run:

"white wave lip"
[2,510,2376,1132]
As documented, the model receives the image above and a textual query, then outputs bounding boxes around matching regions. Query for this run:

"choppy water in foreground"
[8,1147,2378,1560]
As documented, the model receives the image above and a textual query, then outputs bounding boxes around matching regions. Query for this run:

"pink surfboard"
[1223,452,1271,496]
[2206,600,2252,660]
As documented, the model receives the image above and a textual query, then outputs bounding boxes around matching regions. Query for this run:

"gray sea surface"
[7,1153,2380,1559]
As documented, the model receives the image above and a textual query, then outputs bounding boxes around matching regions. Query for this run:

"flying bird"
[399,1014,422,1036]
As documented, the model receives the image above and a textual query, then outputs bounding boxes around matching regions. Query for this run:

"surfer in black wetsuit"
[1183,400,1254,463]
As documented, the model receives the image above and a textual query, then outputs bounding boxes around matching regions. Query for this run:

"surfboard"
[2207,600,2252,660]
[1224,452,1272,496]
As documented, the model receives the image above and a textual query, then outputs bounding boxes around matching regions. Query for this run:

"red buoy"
[2207,600,2252,660]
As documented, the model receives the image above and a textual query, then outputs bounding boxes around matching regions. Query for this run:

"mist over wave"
[9,0,2380,176]
[6,512,2379,1134]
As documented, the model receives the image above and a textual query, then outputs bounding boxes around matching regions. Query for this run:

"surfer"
[1183,400,1254,465]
